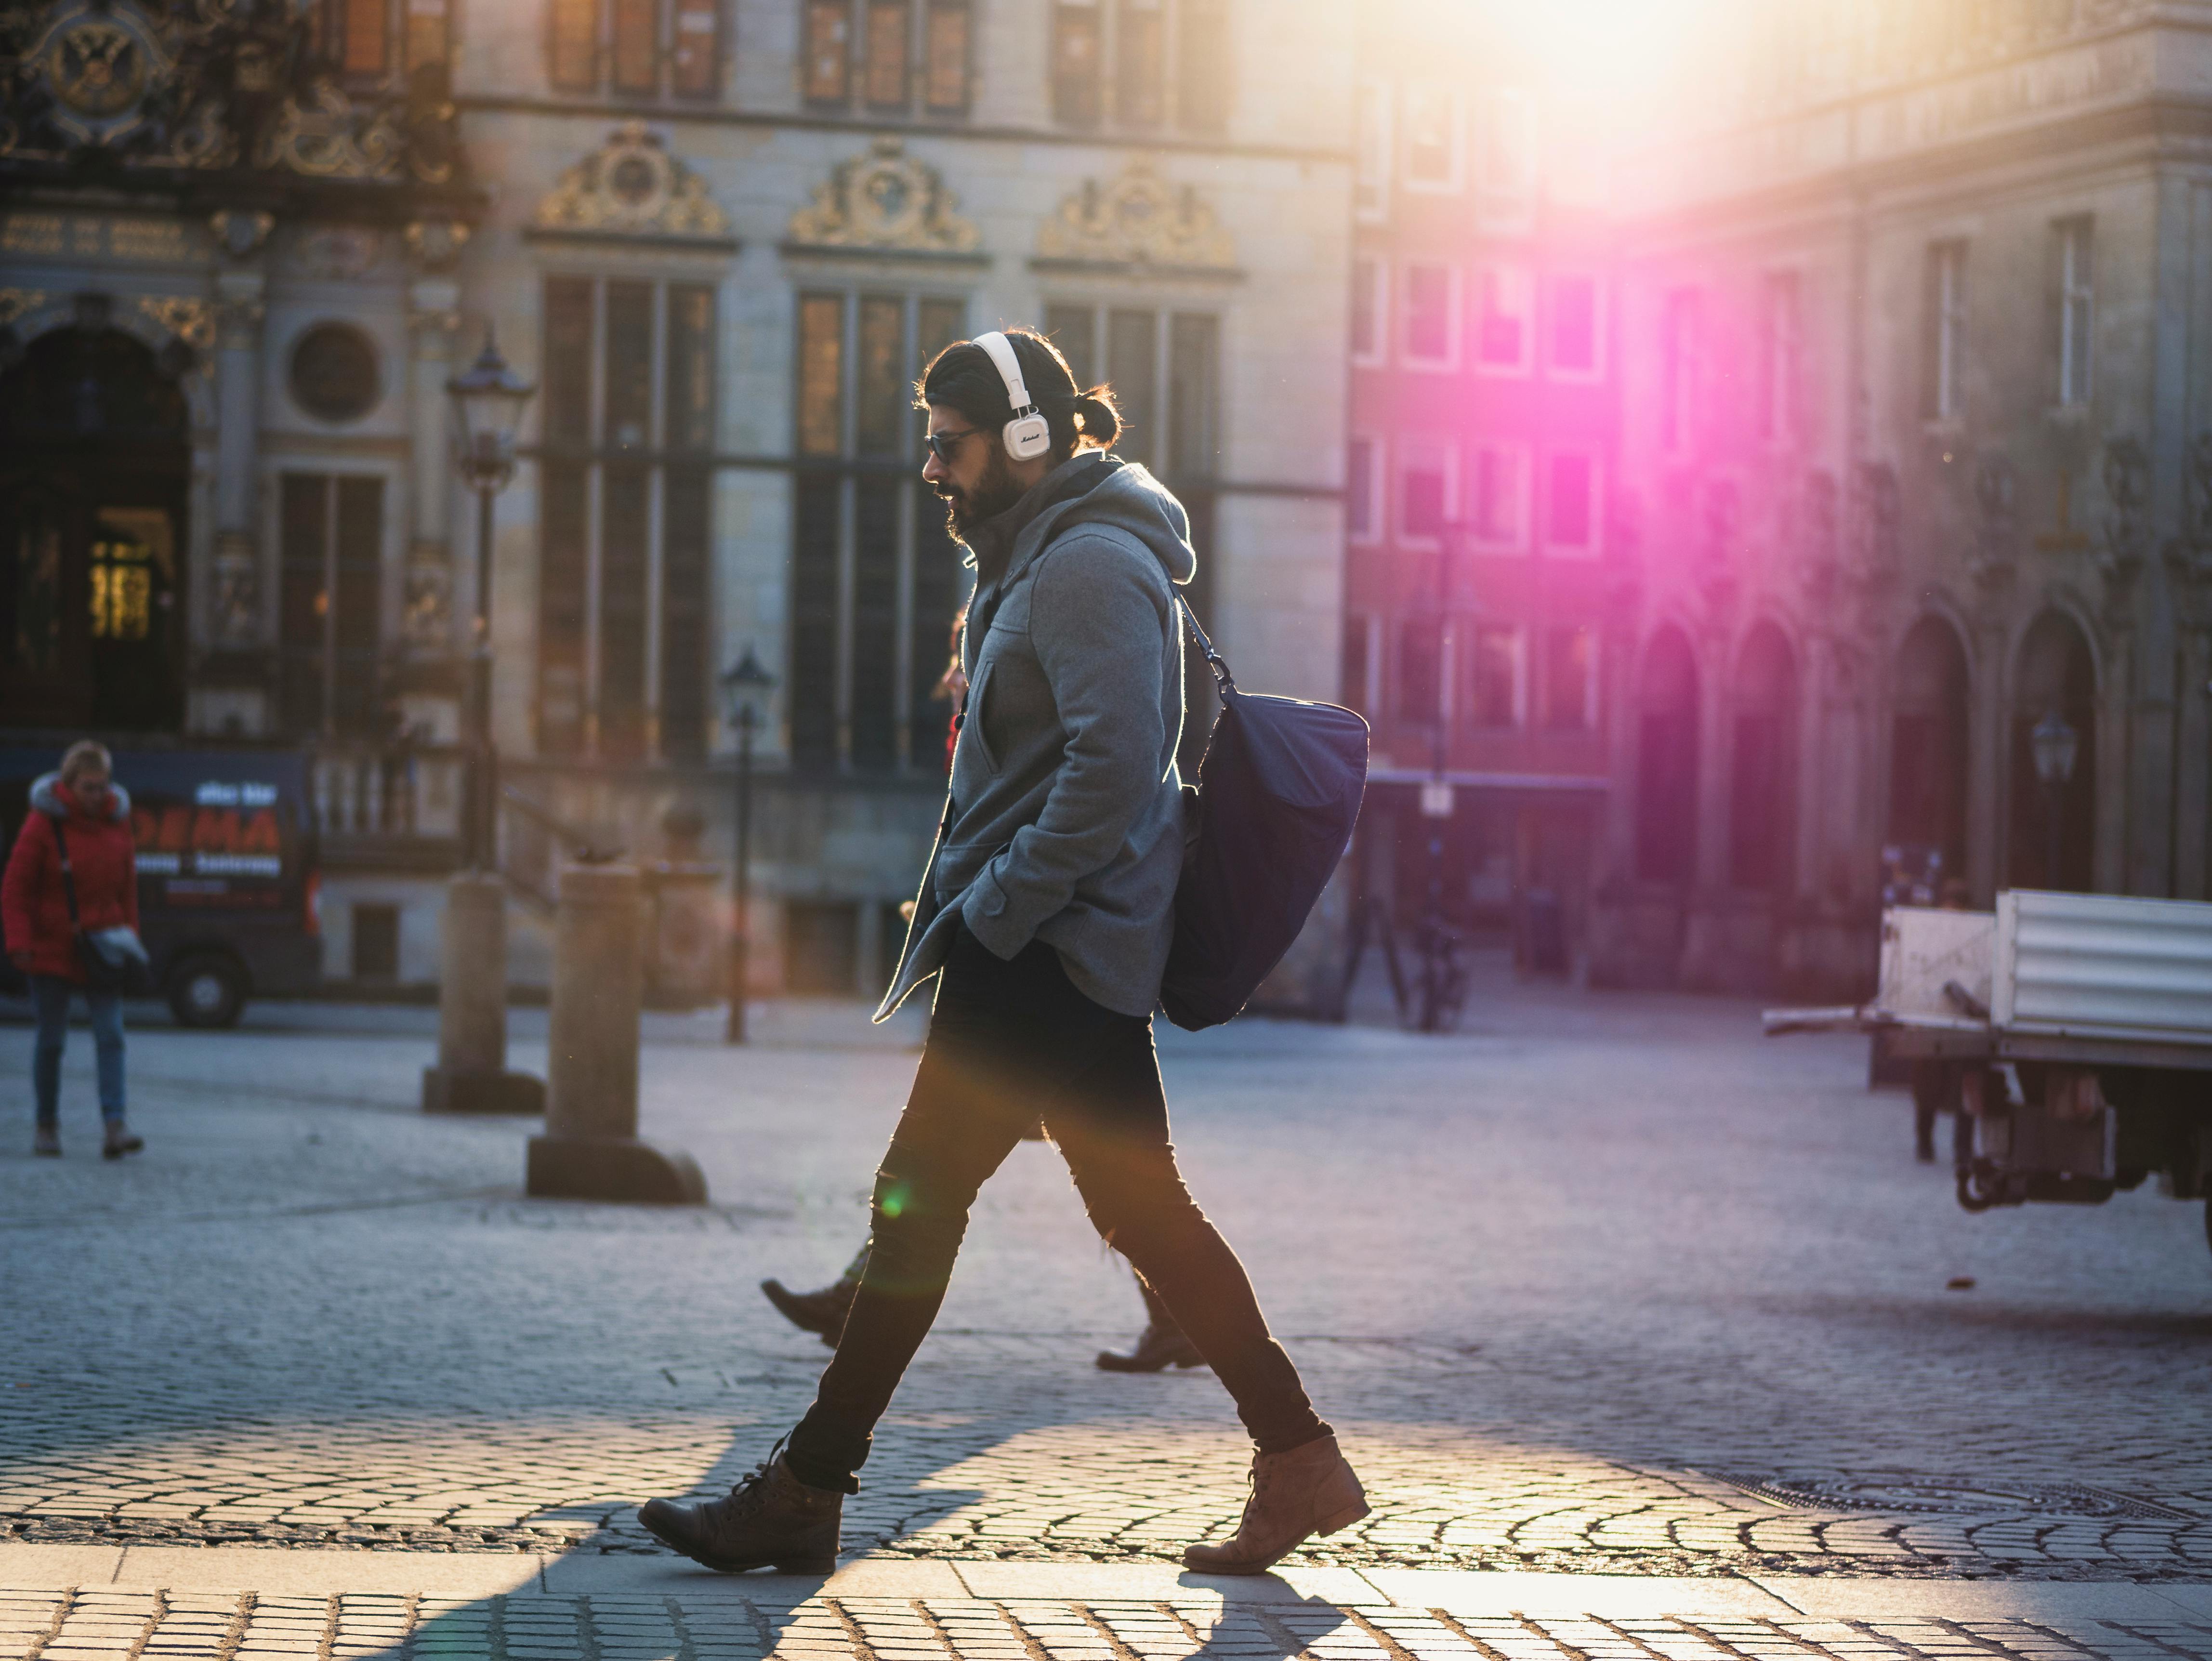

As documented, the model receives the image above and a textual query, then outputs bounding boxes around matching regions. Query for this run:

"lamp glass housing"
[2030,710,2079,787]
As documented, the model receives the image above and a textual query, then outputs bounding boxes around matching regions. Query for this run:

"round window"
[289,322,381,422]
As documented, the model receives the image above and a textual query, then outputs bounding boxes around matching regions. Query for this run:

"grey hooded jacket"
[875,453,1194,1021]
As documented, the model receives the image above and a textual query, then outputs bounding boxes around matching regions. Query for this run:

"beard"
[936,445,1026,537]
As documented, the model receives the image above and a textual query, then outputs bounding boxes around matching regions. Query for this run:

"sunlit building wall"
[1338,3,1626,976]
[1596,0,2207,995]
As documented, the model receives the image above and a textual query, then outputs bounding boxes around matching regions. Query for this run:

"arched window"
[1635,626,1699,884]
[2008,612,2097,891]
[1728,623,1798,894]
[1889,616,1970,891]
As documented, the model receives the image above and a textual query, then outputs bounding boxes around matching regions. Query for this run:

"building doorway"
[0,325,189,731]
[2007,611,2096,891]
[1635,625,1699,883]
[1728,623,1798,896]
[1889,616,1971,895]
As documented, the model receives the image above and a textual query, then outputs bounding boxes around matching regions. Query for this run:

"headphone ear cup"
[1003,413,1052,461]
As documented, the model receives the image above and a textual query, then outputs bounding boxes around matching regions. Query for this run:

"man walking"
[640,327,1365,1575]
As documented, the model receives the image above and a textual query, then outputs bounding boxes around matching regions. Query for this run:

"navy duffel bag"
[1159,600,1369,1032]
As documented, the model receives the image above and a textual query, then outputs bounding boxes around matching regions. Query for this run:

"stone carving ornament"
[535,122,733,241]
[1035,156,1236,271]
[786,135,976,255]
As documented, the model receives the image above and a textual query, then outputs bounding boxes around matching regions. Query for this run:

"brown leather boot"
[637,1452,844,1573]
[1182,1436,1368,1575]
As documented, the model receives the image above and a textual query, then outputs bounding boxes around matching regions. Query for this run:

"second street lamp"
[446,326,536,871]
[720,645,776,1044]
[2031,709,2079,891]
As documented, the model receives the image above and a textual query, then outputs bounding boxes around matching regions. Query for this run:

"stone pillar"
[421,873,544,1115]
[527,864,706,1203]
[405,280,461,659]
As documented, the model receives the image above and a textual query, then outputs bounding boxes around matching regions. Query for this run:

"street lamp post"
[446,327,536,870]
[421,326,540,1118]
[720,645,776,1044]
[2030,709,2079,891]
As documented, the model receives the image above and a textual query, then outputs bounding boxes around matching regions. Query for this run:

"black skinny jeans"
[785,925,1328,1492]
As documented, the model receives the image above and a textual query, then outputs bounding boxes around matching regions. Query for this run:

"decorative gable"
[528,123,735,249]
[1033,157,1238,278]
[783,136,982,263]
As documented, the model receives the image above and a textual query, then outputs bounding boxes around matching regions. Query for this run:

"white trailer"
[1766,891,2212,1252]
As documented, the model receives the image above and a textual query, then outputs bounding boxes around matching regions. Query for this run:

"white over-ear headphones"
[974,330,1053,462]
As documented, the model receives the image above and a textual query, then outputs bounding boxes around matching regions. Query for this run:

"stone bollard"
[526,863,707,1204]
[421,872,545,1115]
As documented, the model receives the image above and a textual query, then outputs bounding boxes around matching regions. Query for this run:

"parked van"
[0,748,321,1026]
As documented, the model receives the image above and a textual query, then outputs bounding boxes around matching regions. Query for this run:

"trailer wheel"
[167,953,247,1029]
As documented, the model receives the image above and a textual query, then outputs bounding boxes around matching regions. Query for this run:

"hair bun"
[1072,390,1121,447]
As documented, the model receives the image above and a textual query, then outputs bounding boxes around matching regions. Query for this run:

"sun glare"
[1500,0,1733,113]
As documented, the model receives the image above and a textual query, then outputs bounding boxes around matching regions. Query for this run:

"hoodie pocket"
[964,660,1003,775]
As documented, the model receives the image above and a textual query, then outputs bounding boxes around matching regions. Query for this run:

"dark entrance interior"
[0,324,190,732]
[1889,615,1971,893]
[1635,625,1699,884]
[2007,610,2097,892]
[1728,623,1799,895]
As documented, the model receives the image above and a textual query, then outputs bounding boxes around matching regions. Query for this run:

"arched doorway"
[2008,611,2096,891]
[1635,625,1699,883]
[0,325,190,730]
[1889,616,1970,896]
[1728,622,1798,895]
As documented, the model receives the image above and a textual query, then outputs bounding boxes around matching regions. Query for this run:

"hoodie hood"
[29,771,131,822]
[965,453,1198,596]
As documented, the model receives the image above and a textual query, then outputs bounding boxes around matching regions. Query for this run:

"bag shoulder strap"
[1177,593,1236,697]
[51,817,82,929]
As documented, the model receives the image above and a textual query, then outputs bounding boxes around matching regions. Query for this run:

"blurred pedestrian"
[644,327,1362,1577]
[3,740,146,1160]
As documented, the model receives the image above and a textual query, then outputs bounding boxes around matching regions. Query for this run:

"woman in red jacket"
[3,740,145,1160]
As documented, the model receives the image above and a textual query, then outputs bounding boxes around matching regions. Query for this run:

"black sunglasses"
[925,427,985,464]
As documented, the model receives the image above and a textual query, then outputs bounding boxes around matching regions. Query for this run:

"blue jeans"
[30,975,126,1128]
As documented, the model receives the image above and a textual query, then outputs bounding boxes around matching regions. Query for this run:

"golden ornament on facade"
[786,136,979,256]
[0,289,48,330]
[256,79,402,179]
[1035,157,1236,271]
[531,123,732,241]
[138,294,215,351]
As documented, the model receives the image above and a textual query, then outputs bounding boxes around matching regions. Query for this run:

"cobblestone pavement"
[3,1584,2212,1661]
[3,968,2211,1606]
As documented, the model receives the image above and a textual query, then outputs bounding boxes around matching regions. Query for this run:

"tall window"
[806,0,971,114]
[1759,270,1801,443]
[1472,444,1525,549]
[2054,216,2093,408]
[1397,440,1450,543]
[1475,87,1536,228]
[1924,239,1967,422]
[550,0,722,96]
[1662,287,1701,453]
[1401,85,1459,190]
[1550,274,1600,377]
[1546,453,1595,554]
[1350,255,1387,365]
[1053,0,1229,132]
[1475,264,1531,373]
[537,275,718,764]
[1346,436,1380,542]
[316,0,449,80]
[1402,263,1457,368]
[790,290,970,775]
[1469,624,1521,729]
[1354,80,1391,224]
[1544,625,1594,731]
[279,474,384,739]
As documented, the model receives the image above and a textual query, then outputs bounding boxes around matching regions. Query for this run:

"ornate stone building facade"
[2,0,1355,998]
[1587,0,2212,996]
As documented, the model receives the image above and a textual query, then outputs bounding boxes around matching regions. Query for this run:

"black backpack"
[1160,601,1369,1031]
